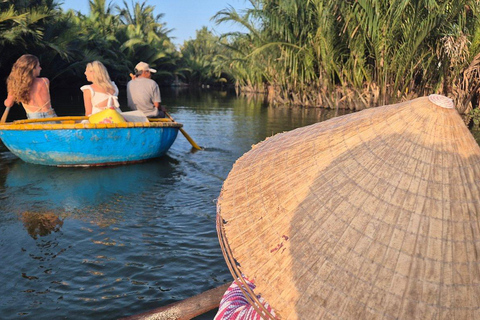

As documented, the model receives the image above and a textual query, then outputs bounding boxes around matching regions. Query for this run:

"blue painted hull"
[0,119,180,166]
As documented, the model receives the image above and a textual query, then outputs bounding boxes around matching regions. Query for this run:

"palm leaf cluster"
[179,27,234,86]
[0,0,179,88]
[214,0,480,110]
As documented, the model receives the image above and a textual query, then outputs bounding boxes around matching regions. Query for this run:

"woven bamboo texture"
[217,95,480,319]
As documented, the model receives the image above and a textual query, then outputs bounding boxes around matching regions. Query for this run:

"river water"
[0,87,350,319]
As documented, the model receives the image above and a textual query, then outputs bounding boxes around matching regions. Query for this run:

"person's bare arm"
[83,89,93,116]
[42,78,52,106]
[154,102,166,112]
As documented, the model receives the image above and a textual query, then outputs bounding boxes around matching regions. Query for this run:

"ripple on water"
[0,90,336,319]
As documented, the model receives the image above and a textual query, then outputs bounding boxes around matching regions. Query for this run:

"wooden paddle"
[120,282,230,320]
[165,111,202,150]
[1,106,11,123]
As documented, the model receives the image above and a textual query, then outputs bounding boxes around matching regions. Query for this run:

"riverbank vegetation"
[0,0,179,88]
[2,0,480,112]
[214,0,480,112]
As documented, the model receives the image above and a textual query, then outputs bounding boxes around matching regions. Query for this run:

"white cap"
[135,62,157,73]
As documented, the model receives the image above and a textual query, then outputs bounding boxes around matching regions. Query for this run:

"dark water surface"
[0,88,348,319]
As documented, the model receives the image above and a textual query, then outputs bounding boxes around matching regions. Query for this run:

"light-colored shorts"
[27,109,57,119]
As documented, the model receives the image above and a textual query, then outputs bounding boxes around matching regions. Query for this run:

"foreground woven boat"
[217,95,480,319]
[0,117,181,166]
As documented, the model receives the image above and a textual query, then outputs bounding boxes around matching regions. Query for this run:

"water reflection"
[20,211,64,239]
[3,156,178,216]
[0,88,353,320]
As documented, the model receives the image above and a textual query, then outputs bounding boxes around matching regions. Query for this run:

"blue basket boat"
[0,117,181,166]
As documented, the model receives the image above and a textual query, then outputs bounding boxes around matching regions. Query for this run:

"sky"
[60,0,251,46]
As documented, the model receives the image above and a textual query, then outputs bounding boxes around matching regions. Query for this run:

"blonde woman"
[81,61,121,116]
[4,54,57,119]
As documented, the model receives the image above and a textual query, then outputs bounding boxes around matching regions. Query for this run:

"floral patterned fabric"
[214,277,276,320]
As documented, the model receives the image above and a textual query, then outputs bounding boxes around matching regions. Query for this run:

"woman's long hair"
[6,54,39,104]
[87,61,115,93]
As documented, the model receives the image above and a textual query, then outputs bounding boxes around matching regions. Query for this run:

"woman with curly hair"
[81,61,121,116]
[4,54,57,119]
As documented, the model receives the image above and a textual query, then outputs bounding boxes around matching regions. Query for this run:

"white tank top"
[80,82,121,115]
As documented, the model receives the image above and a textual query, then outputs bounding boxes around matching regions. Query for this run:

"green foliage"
[212,0,480,108]
[0,0,178,88]
[180,27,233,86]
[115,0,178,84]
[2,0,480,107]
[469,107,480,127]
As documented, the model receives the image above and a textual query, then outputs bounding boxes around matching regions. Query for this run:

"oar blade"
[165,112,202,150]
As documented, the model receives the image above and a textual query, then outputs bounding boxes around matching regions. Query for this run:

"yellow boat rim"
[0,116,183,130]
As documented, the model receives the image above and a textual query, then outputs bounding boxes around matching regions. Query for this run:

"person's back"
[4,54,57,119]
[81,82,120,115]
[23,77,52,114]
[127,61,165,118]
[81,61,121,116]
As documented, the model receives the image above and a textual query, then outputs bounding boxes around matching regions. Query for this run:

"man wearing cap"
[127,62,166,118]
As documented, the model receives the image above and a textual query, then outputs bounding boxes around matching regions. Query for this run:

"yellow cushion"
[89,108,126,124]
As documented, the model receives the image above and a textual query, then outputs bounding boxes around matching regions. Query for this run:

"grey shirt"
[126,77,161,117]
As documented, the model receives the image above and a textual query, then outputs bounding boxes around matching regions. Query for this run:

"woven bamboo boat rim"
[0,116,182,130]
[217,95,480,319]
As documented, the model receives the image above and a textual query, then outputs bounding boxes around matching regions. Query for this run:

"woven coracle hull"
[217,95,480,319]
[0,120,180,166]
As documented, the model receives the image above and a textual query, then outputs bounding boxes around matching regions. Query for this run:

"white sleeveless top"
[80,82,121,115]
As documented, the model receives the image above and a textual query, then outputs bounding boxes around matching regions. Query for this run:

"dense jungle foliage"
[2,0,480,112]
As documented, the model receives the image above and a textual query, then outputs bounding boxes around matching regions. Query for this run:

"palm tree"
[0,1,60,72]
[117,0,171,36]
